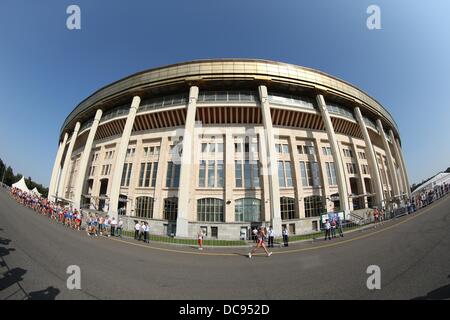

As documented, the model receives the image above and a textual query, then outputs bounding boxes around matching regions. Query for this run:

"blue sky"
[0,0,449,186]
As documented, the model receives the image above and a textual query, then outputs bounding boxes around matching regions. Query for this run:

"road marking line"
[107,198,446,257]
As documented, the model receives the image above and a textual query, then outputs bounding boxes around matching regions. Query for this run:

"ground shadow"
[0,247,15,258]
[0,267,27,291]
[27,286,60,300]
[0,236,11,246]
[411,275,450,300]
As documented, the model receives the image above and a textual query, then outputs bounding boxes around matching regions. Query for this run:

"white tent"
[31,187,41,197]
[412,172,450,196]
[12,176,30,193]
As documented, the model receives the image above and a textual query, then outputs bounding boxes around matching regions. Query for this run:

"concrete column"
[288,135,305,218]
[176,86,199,237]
[48,132,68,202]
[388,130,406,196]
[57,122,81,202]
[315,137,333,212]
[376,120,400,201]
[72,109,103,210]
[127,138,143,216]
[354,107,384,209]
[153,136,170,220]
[394,136,411,198]
[258,85,282,236]
[225,131,235,222]
[109,96,141,219]
[350,138,368,209]
[316,94,350,213]
[258,131,272,223]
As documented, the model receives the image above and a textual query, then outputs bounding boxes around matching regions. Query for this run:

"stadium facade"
[48,59,410,239]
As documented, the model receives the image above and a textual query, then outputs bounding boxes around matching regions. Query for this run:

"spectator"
[110,217,117,236]
[324,219,331,240]
[267,226,274,248]
[197,228,204,250]
[134,221,141,239]
[282,226,289,247]
[116,219,123,238]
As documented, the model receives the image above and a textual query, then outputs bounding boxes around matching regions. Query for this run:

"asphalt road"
[1,189,449,300]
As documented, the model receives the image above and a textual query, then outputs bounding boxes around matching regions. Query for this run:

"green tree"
[4,166,15,186]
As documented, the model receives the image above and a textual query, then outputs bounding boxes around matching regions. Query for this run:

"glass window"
[304,196,325,218]
[282,144,289,154]
[173,163,180,188]
[297,145,303,154]
[139,163,145,187]
[326,162,337,186]
[305,146,315,155]
[235,160,242,187]
[151,162,158,187]
[166,161,173,188]
[217,143,224,153]
[199,160,206,187]
[311,161,320,187]
[163,197,178,221]
[280,197,296,220]
[201,143,208,153]
[278,161,285,187]
[120,163,128,187]
[207,160,215,187]
[234,143,241,153]
[285,161,293,187]
[217,160,224,188]
[197,198,224,222]
[135,196,154,219]
[209,143,215,153]
[144,162,152,187]
[244,160,251,188]
[300,161,313,187]
[235,198,261,222]
[126,164,133,187]
[276,144,282,153]
[252,161,260,188]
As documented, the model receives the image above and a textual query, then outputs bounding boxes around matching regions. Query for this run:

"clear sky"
[0,0,449,187]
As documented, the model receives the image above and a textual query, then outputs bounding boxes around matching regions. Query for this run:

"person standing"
[373,208,379,228]
[110,217,117,237]
[282,226,289,247]
[324,219,331,240]
[134,221,141,239]
[252,227,258,243]
[330,218,337,238]
[138,222,145,241]
[267,226,274,248]
[116,219,123,238]
[248,226,272,258]
[336,216,344,238]
[197,228,204,250]
[143,222,150,243]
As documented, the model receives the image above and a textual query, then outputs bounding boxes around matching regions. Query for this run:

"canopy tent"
[31,187,41,197]
[412,172,450,196]
[12,176,30,193]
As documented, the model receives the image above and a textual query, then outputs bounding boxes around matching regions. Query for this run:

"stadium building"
[48,59,410,239]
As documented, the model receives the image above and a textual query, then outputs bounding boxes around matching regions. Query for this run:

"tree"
[4,166,15,187]
[445,167,450,173]
[0,158,5,182]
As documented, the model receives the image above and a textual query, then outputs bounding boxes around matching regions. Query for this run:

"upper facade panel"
[60,59,399,138]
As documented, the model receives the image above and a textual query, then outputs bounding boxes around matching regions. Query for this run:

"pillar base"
[175,217,189,238]
[271,217,282,237]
